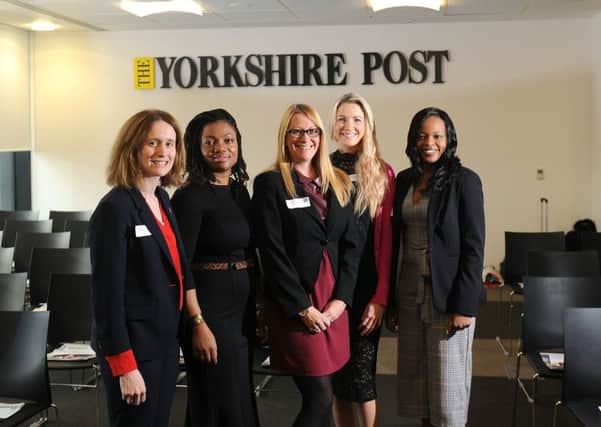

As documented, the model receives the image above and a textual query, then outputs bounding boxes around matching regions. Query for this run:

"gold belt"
[193,260,253,271]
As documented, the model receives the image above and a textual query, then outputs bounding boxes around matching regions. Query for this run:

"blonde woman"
[329,93,395,427]
[252,104,362,427]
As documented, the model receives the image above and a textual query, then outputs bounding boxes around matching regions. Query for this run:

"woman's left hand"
[322,299,347,323]
[358,303,385,336]
[447,313,473,336]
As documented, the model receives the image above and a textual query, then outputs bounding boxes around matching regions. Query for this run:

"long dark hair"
[184,108,249,186]
[405,107,461,191]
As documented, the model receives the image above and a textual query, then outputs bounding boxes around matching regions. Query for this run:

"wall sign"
[133,50,449,89]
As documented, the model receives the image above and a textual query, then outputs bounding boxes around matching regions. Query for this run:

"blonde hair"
[273,104,351,206]
[107,109,186,189]
[330,93,387,218]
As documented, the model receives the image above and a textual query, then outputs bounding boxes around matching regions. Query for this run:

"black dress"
[171,181,259,427]
[330,151,381,403]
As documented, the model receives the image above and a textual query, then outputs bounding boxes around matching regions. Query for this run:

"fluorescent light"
[30,20,60,31]
[120,0,204,17]
[369,0,441,12]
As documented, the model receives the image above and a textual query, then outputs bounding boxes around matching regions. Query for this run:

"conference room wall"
[29,19,593,266]
[0,24,30,152]
[592,12,601,232]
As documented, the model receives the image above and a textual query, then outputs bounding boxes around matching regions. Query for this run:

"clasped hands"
[299,299,346,334]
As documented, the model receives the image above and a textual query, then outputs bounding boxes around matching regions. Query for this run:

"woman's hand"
[385,307,399,333]
[358,303,385,336]
[299,306,331,333]
[191,322,218,364]
[446,313,473,336]
[119,369,146,406]
[322,299,347,323]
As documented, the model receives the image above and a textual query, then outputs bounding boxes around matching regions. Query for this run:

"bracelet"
[189,313,205,328]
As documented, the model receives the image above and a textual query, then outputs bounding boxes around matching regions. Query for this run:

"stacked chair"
[511,249,601,427]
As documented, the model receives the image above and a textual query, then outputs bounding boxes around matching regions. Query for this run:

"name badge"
[349,174,358,182]
[135,224,152,237]
[286,197,311,209]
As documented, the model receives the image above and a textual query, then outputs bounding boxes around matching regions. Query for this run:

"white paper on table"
[0,402,25,419]
[539,352,564,370]
[47,342,96,361]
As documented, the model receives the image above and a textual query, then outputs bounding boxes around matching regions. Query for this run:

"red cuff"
[105,349,137,376]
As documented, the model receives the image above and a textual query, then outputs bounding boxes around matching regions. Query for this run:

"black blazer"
[252,170,362,319]
[391,167,485,316]
[89,186,192,362]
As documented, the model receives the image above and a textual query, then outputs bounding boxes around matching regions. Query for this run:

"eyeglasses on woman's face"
[286,128,322,139]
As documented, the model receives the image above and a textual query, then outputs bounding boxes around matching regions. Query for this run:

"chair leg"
[51,403,60,425]
[512,352,522,427]
[495,284,510,356]
[95,365,100,427]
[532,374,539,427]
[552,400,561,427]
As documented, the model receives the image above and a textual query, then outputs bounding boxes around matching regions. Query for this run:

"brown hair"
[107,109,185,188]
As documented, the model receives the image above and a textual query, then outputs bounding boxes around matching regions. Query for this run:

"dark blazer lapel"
[130,188,174,270]
[325,189,339,234]
[291,170,325,229]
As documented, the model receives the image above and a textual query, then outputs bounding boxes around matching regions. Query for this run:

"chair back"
[522,276,601,353]
[14,231,71,273]
[0,311,51,404]
[49,210,92,232]
[563,307,601,401]
[47,273,93,346]
[29,247,91,306]
[65,220,90,248]
[0,246,14,274]
[504,231,565,284]
[0,210,39,230]
[0,273,27,310]
[2,219,53,248]
[527,250,600,277]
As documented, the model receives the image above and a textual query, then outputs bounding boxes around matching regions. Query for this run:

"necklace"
[143,194,164,225]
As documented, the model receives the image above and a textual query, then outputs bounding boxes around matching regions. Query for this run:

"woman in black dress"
[329,93,395,427]
[171,108,259,427]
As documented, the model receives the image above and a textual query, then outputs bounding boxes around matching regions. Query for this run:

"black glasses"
[286,128,321,138]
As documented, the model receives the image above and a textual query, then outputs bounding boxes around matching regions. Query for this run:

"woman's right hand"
[299,306,331,333]
[191,322,218,365]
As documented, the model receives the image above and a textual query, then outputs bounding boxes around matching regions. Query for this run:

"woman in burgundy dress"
[252,103,362,427]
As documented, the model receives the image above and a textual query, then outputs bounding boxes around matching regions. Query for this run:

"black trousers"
[98,342,179,427]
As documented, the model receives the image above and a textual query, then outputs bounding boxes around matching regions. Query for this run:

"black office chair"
[553,307,601,427]
[498,232,566,355]
[527,250,600,277]
[46,273,99,425]
[0,246,14,274]
[49,210,92,232]
[13,231,70,273]
[0,311,57,426]
[0,210,39,230]
[65,220,90,248]
[1,219,53,248]
[0,273,27,310]
[512,276,601,427]
[28,247,91,306]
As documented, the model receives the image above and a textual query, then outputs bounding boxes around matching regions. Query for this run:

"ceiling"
[1,0,600,32]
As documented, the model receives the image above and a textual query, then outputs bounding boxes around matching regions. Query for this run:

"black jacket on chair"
[89,186,192,363]
[391,166,485,316]
[252,170,362,319]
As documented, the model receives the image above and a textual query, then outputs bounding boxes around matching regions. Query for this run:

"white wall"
[31,19,594,265]
[592,12,601,226]
[0,24,30,151]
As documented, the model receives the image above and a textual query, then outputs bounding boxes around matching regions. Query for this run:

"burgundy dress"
[266,172,350,376]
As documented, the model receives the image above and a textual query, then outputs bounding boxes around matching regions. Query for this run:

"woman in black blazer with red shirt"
[388,107,485,427]
[90,110,202,427]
